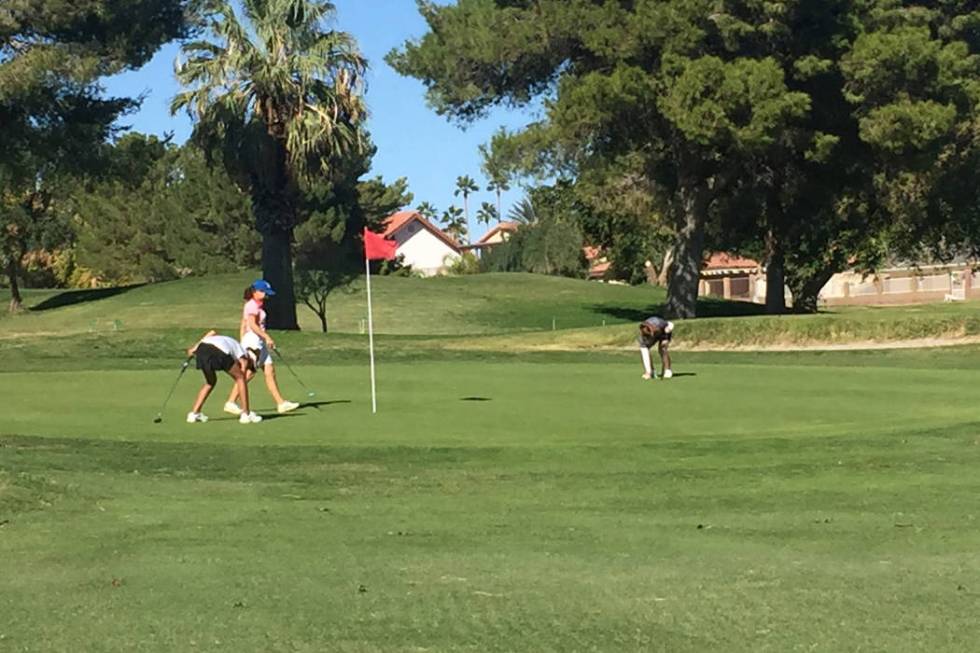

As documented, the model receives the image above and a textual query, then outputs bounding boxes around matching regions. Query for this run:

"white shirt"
[202,335,246,360]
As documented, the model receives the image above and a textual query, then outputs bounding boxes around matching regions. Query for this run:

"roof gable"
[476,221,520,245]
[383,210,461,252]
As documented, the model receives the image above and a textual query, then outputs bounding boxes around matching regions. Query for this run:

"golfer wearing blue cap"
[224,280,299,415]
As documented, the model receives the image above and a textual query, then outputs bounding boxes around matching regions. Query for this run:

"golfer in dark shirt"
[638,316,673,380]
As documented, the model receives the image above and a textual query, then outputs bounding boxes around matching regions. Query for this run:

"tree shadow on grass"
[30,285,145,311]
[301,400,351,409]
[591,297,769,323]
[259,413,304,421]
[696,298,770,317]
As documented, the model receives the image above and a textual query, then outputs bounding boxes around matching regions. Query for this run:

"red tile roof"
[383,210,462,252]
[382,211,417,238]
[475,221,520,245]
[704,252,760,270]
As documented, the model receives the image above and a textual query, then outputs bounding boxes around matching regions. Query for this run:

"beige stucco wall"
[481,229,510,245]
[818,267,975,306]
[705,265,977,307]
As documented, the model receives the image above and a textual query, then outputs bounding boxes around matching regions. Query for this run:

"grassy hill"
[463,300,980,351]
[4,272,980,358]
[1,272,675,337]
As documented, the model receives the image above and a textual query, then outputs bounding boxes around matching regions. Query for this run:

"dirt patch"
[440,335,980,353]
[676,335,980,352]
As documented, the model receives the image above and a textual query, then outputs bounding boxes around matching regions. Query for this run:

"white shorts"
[241,333,273,368]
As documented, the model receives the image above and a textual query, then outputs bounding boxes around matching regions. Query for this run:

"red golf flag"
[364,227,397,261]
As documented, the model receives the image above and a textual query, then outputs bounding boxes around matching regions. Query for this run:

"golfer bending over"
[225,280,299,415]
[187,330,262,424]
[638,316,673,380]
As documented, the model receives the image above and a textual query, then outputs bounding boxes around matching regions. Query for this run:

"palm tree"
[440,205,467,242]
[479,139,512,221]
[507,197,537,225]
[486,174,510,220]
[172,0,366,329]
[476,201,498,227]
[453,175,479,243]
[416,201,438,221]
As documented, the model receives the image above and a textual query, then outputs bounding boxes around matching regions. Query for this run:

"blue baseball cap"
[252,279,276,295]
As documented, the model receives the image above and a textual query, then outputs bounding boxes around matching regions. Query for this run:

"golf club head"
[153,416,163,424]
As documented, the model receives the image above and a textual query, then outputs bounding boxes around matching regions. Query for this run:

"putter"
[153,356,193,423]
[272,346,316,400]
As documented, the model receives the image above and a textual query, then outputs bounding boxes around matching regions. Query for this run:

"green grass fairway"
[4,273,980,650]
[7,271,980,349]
[4,351,980,651]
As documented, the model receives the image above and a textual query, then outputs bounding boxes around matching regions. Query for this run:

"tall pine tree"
[0,0,192,310]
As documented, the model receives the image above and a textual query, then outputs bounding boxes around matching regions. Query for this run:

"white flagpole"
[365,254,377,414]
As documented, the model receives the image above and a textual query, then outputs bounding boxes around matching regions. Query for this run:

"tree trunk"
[765,229,786,314]
[319,297,329,333]
[657,247,674,287]
[262,230,299,330]
[788,267,836,313]
[251,137,300,330]
[7,258,23,312]
[665,186,708,319]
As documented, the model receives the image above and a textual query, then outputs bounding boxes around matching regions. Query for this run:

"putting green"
[2,359,975,444]
[3,354,980,651]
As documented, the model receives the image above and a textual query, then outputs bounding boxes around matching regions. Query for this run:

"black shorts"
[196,343,235,374]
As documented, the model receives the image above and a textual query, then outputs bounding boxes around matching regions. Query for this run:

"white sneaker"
[663,369,673,379]
[223,401,243,416]
[239,412,263,424]
[186,412,208,423]
[277,400,300,414]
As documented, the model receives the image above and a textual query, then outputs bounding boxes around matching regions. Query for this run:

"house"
[816,263,980,306]
[699,252,764,302]
[584,248,765,295]
[699,253,980,307]
[383,210,461,276]
[461,221,521,257]
[587,248,760,287]
[477,221,520,247]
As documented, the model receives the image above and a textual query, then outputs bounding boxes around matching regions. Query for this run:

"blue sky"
[102,0,535,241]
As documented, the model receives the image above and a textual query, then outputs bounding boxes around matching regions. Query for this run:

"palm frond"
[172,0,367,182]
[508,198,536,225]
